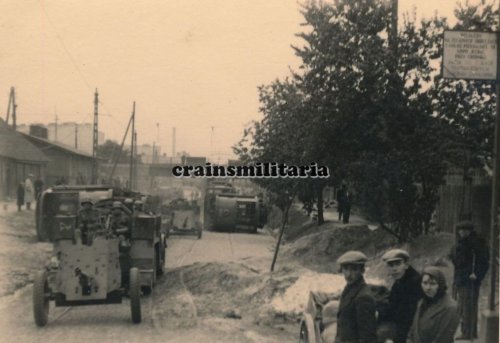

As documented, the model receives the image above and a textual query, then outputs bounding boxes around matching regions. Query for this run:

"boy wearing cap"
[449,220,489,340]
[336,250,377,343]
[378,249,423,343]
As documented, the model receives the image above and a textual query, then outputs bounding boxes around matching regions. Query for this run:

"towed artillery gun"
[33,185,166,326]
[161,198,202,239]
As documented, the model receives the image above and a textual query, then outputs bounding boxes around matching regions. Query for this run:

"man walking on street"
[378,249,423,343]
[449,220,489,340]
[336,183,347,222]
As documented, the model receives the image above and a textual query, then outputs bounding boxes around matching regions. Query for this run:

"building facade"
[0,120,48,199]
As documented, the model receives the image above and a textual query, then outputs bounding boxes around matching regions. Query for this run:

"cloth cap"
[455,220,474,231]
[81,198,93,205]
[124,198,134,204]
[382,249,410,263]
[337,251,367,266]
[134,200,143,205]
[112,201,122,208]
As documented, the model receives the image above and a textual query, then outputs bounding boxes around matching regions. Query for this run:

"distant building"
[17,122,105,154]
[135,144,162,164]
[0,119,48,199]
[21,132,98,186]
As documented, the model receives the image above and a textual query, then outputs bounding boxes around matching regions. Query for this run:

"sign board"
[443,30,498,80]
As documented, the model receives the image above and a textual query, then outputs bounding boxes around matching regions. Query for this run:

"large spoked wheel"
[129,267,142,323]
[299,314,317,343]
[33,271,50,327]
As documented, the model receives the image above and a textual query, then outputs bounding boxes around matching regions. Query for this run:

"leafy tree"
[97,139,131,163]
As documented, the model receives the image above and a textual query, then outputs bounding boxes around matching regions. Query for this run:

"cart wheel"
[299,314,317,343]
[33,271,50,327]
[129,267,141,323]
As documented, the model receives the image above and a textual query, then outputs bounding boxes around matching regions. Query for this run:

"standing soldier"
[335,250,377,343]
[378,249,423,343]
[16,182,24,212]
[24,174,34,210]
[449,220,489,340]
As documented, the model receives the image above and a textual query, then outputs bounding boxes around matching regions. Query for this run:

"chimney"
[29,125,48,139]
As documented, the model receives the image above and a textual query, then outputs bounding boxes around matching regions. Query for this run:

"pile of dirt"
[152,260,386,329]
[153,261,314,331]
[282,223,396,274]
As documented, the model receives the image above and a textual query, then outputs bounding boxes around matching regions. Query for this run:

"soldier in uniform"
[110,201,131,236]
[449,220,489,340]
[78,198,98,244]
[335,250,377,343]
[110,201,132,286]
[378,249,423,343]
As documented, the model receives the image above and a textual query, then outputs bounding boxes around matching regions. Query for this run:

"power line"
[39,1,93,93]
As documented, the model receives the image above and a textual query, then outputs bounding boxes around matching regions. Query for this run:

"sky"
[0,0,481,162]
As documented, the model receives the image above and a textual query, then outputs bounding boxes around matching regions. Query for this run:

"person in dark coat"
[342,190,352,224]
[449,220,489,339]
[407,266,460,343]
[378,249,423,343]
[34,177,44,200]
[335,250,377,343]
[16,182,24,211]
[336,184,347,222]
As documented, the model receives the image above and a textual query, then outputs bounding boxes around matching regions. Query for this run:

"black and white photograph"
[0,0,498,342]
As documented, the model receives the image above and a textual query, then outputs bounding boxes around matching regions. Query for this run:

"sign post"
[442,29,499,343]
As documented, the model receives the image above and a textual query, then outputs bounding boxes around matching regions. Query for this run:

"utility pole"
[92,89,99,184]
[54,114,58,141]
[75,123,78,149]
[5,87,17,130]
[210,126,214,163]
[134,130,138,189]
[172,127,176,158]
[129,102,136,190]
[482,4,500,342]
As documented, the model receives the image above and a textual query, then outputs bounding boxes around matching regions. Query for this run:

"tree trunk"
[270,202,292,272]
[316,181,325,225]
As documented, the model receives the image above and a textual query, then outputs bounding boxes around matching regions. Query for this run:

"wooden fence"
[436,183,491,238]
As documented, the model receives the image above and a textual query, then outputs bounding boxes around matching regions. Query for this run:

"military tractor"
[203,181,267,233]
[33,185,166,326]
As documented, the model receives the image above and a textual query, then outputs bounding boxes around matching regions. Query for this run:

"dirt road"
[0,211,296,343]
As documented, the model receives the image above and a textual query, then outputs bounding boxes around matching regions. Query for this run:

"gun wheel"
[33,271,50,327]
[130,267,142,323]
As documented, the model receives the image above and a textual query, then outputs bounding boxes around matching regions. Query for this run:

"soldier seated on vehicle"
[133,200,144,213]
[78,198,99,244]
[123,198,134,212]
[110,201,131,236]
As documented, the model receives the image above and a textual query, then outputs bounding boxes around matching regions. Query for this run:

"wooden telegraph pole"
[92,89,99,184]
[129,102,136,190]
